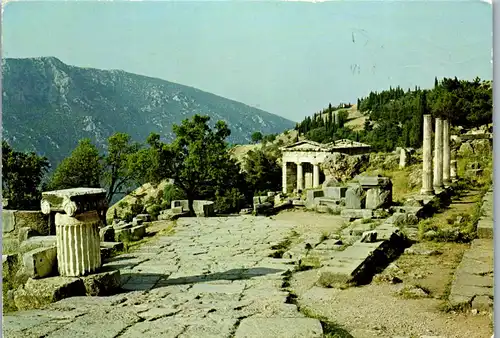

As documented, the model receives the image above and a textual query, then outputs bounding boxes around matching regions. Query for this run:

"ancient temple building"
[280,139,371,193]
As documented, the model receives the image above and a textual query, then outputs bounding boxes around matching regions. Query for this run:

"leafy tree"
[243,148,282,195]
[251,131,263,143]
[102,133,141,204]
[2,141,50,210]
[146,114,246,215]
[49,138,102,190]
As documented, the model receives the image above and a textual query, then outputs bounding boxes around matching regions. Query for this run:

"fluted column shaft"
[433,117,444,191]
[296,162,304,191]
[313,163,320,188]
[421,115,434,195]
[55,211,102,277]
[282,161,287,194]
[442,119,451,186]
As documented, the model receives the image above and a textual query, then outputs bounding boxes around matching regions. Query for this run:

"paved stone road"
[3,216,324,338]
[449,187,494,310]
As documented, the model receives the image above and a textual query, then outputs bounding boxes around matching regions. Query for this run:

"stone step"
[234,317,323,338]
[477,218,493,239]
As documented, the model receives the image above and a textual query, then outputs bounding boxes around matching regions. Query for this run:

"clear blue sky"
[2,0,492,122]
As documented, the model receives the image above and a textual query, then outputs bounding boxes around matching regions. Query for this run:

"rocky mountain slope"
[2,57,295,168]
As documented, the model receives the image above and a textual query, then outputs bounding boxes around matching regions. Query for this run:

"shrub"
[163,185,186,207]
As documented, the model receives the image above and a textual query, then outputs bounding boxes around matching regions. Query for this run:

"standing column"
[421,114,434,195]
[442,119,451,186]
[450,160,458,181]
[296,162,304,191]
[41,188,108,277]
[282,161,287,194]
[313,163,320,188]
[433,117,444,192]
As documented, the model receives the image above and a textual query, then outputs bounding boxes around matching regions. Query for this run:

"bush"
[163,185,186,207]
[147,204,163,220]
[215,188,247,214]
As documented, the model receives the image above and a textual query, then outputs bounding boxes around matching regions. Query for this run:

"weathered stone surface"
[356,176,391,188]
[345,185,365,209]
[235,317,323,338]
[100,225,115,242]
[360,230,377,243]
[340,209,372,220]
[477,219,493,239]
[2,210,16,233]
[101,241,124,252]
[136,214,151,222]
[130,225,147,241]
[14,277,86,311]
[323,186,347,199]
[81,270,121,296]
[19,236,57,253]
[17,226,39,243]
[41,188,108,217]
[55,211,102,277]
[306,189,324,202]
[321,152,370,184]
[448,238,493,309]
[132,217,144,226]
[292,200,306,207]
[365,187,392,210]
[115,228,132,242]
[22,246,57,279]
[3,254,20,278]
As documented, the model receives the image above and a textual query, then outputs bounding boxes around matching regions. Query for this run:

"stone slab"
[355,176,391,187]
[477,219,493,239]
[130,225,147,241]
[81,270,121,296]
[323,186,347,199]
[340,209,372,220]
[19,236,57,254]
[234,317,323,338]
[22,246,58,279]
[2,210,16,233]
[13,277,86,311]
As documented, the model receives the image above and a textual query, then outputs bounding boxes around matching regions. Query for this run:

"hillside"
[2,57,295,168]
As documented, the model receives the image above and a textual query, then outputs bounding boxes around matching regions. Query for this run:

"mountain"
[2,57,295,168]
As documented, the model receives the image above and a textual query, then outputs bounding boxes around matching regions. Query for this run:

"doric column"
[433,117,444,192]
[41,188,108,277]
[442,119,451,186]
[296,162,304,191]
[313,163,320,188]
[282,161,288,194]
[421,115,434,195]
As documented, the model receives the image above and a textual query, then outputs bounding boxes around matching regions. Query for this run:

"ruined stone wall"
[2,210,49,236]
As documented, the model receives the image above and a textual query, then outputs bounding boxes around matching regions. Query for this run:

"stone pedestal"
[282,162,287,194]
[55,211,101,277]
[296,163,304,191]
[421,115,434,195]
[442,119,451,186]
[433,117,444,192]
[41,188,107,277]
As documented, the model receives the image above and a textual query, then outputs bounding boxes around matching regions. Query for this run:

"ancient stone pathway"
[3,216,324,338]
[448,187,494,310]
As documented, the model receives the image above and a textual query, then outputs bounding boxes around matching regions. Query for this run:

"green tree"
[102,133,141,204]
[243,148,282,194]
[251,131,263,143]
[2,141,50,210]
[49,138,103,190]
[146,115,246,215]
